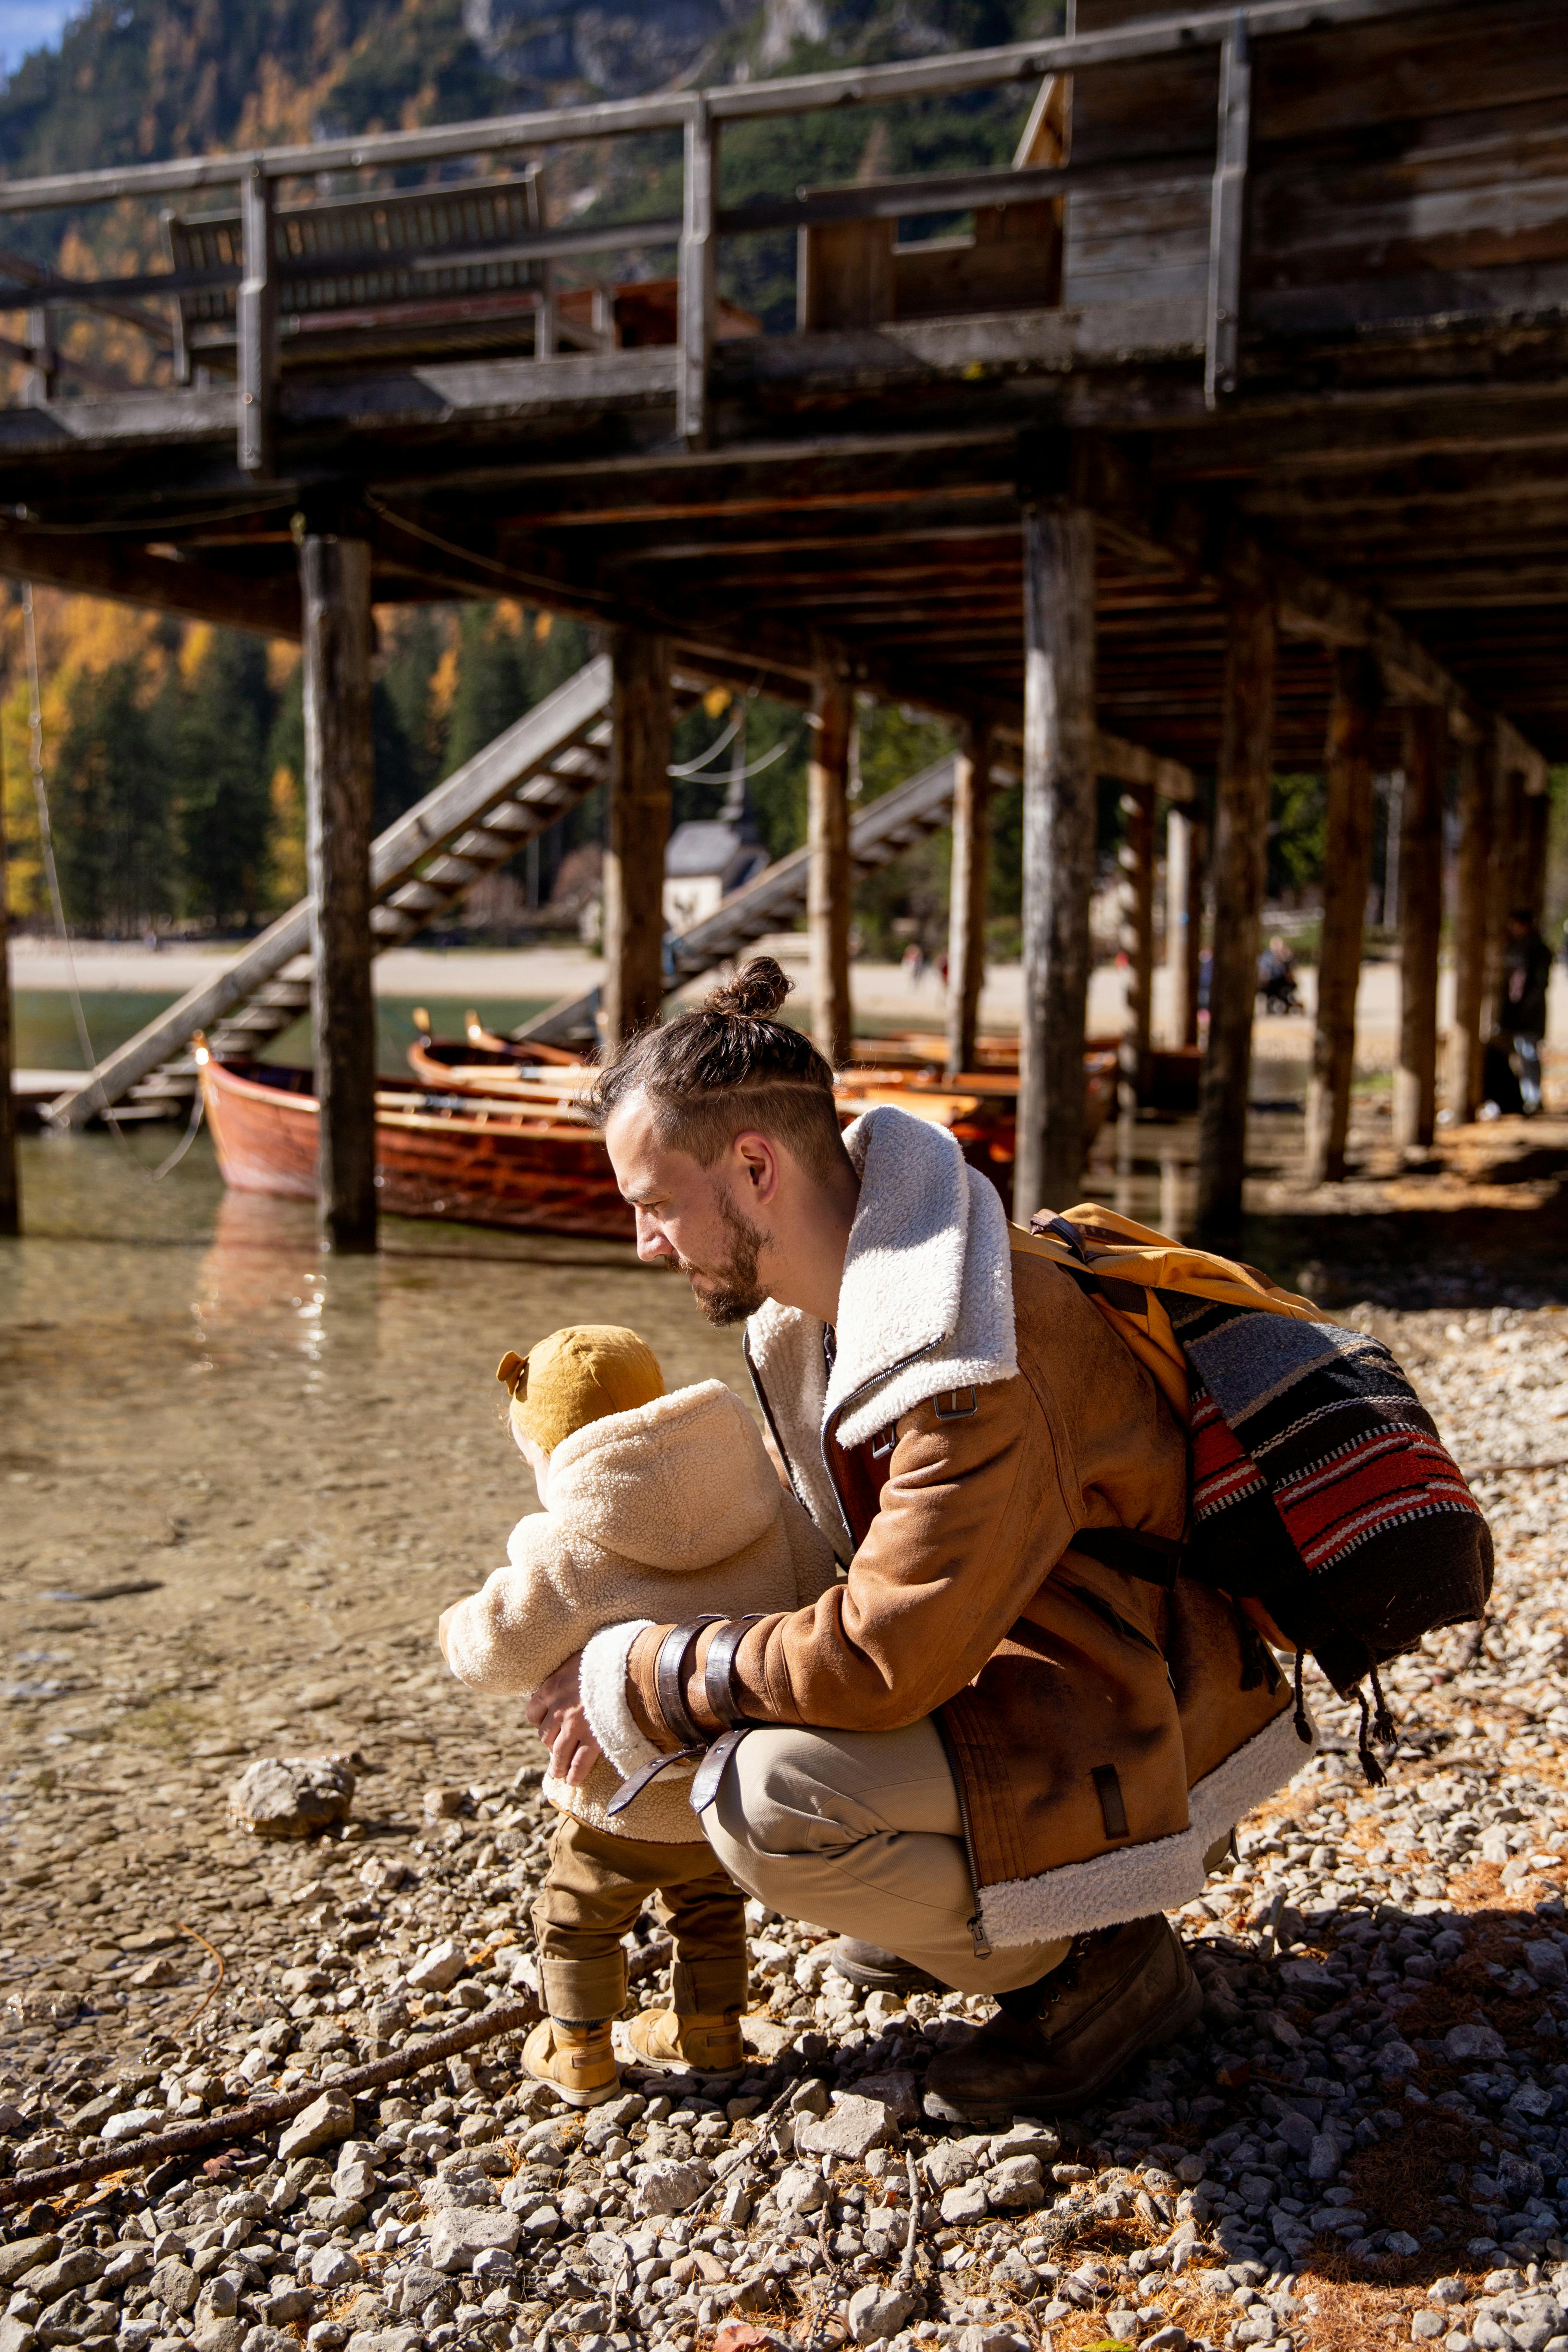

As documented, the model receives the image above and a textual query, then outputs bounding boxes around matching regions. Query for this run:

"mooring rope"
[20,581,206,1181]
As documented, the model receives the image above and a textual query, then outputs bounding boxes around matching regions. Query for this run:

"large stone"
[26,2252,104,2308]
[0,2241,58,2291]
[848,2071,922,2129]
[632,2159,708,2218]
[924,2142,978,2190]
[277,2090,355,2162]
[794,2093,894,2164]
[261,2291,313,2328]
[150,2260,202,2317]
[227,1756,355,1840]
[428,2212,521,2275]
[1445,2021,1508,2064]
[985,2154,1045,2211]
[309,2247,362,2291]
[1307,2134,1341,2183]
[1524,1941,1568,1989]
[193,2320,247,2352]
[196,2279,239,2322]
[940,2181,989,2226]
[407,1939,466,1994]
[775,2165,828,2216]
[846,2285,919,2346]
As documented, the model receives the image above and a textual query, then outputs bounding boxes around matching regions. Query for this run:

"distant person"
[1256,934,1300,1016]
[437,1323,834,2106]
[901,940,927,988]
[1499,907,1552,1115]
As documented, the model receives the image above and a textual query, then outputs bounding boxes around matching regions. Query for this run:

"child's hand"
[527,1652,602,1787]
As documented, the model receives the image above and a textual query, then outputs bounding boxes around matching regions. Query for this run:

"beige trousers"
[703,1715,1072,1997]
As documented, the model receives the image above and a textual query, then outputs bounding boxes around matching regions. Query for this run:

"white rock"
[278,2092,355,2163]
[101,2109,161,2145]
[428,2212,521,2274]
[776,2165,828,2215]
[847,2286,919,2346]
[632,2159,707,2217]
[1445,2021,1507,2063]
[308,2247,361,2290]
[940,2180,989,2226]
[227,1755,355,1840]
[407,1939,466,1994]
[795,2093,894,2163]
[986,2153,1045,2211]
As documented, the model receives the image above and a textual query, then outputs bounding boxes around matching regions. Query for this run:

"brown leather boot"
[622,2009,744,2073]
[522,2016,619,2109]
[923,1915,1201,2125]
[826,1940,943,1996]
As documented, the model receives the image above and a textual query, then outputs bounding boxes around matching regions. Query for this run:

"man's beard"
[677,1193,768,1326]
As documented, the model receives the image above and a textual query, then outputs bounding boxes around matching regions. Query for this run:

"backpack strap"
[1030,1210,1090,1264]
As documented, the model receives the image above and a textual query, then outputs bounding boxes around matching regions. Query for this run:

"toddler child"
[438,1323,835,2107]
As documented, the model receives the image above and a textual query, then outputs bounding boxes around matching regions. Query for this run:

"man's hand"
[527,1651,602,1788]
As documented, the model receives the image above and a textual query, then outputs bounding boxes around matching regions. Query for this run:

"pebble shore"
[6,1300,1568,2352]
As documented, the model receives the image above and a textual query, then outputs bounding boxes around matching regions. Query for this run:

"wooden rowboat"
[198,1054,635,1240]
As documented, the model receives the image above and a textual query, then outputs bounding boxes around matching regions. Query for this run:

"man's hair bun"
[707,956,793,1022]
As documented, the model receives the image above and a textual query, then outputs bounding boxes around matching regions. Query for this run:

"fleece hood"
[539,1379,779,1572]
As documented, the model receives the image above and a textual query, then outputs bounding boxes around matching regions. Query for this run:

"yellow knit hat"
[496,1324,665,1452]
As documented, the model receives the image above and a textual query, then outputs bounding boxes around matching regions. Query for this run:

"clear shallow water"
[13,992,555,1073]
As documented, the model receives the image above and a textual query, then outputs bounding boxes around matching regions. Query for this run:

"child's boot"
[522,2015,619,2108]
[622,2008,744,2072]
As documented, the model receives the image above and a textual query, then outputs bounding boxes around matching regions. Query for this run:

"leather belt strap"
[655,1615,722,1750]
[703,1614,763,1730]
[690,1725,751,1815]
[605,1744,704,1819]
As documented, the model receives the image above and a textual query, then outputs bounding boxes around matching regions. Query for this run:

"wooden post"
[1206,16,1251,407]
[1119,784,1155,1099]
[1484,732,1526,1036]
[1015,494,1097,1222]
[24,303,55,408]
[945,721,992,1079]
[1449,731,1490,1123]
[1304,648,1381,1184]
[677,99,717,450]
[0,771,17,1238]
[808,670,854,1069]
[1393,703,1444,1156]
[1164,804,1192,1049]
[1196,554,1276,1239]
[238,163,277,477]
[602,630,673,1051]
[300,531,377,1255]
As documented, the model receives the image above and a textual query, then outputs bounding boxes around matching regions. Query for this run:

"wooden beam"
[1448,731,1490,1124]
[0,527,301,638]
[603,631,673,1051]
[0,773,17,1237]
[237,163,277,479]
[808,669,855,1068]
[1120,784,1155,1098]
[301,531,377,1255]
[1305,649,1380,1184]
[946,721,992,1080]
[1205,15,1251,408]
[1016,492,1097,1221]
[1394,703,1444,1157]
[678,102,717,452]
[1164,804,1201,1049]
[1197,550,1276,1238]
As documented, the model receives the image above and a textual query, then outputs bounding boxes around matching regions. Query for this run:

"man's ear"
[732,1128,782,1206]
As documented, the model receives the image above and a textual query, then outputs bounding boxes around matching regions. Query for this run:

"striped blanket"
[1162,1290,1492,1696]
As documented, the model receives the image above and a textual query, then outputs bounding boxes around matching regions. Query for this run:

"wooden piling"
[1120,783,1155,1099]
[945,721,992,1079]
[1164,805,1193,1049]
[1015,495,1097,1222]
[1196,556,1276,1239]
[1484,731,1527,1035]
[808,669,854,1069]
[1449,733,1490,1123]
[602,630,673,1051]
[0,771,17,1238]
[1393,704,1445,1156]
[300,530,377,1255]
[1304,648,1381,1184]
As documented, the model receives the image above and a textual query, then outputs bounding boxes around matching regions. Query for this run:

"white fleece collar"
[748,1106,1017,1474]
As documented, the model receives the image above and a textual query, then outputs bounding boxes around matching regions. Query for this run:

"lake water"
[12,992,556,1075]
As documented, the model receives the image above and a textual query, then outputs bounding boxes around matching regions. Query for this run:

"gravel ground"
[9,1133,1568,2352]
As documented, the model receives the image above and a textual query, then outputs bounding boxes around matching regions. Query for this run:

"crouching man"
[528,959,1305,2120]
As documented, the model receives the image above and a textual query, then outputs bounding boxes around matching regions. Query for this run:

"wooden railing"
[0,0,1465,457]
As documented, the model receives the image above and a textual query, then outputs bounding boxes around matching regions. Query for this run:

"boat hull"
[200,1057,634,1241]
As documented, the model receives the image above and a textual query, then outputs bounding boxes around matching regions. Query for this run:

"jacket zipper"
[742,1329,850,1565]
[933,1709,993,1959]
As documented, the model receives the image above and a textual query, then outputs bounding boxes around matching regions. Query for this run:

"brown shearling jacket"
[587,1107,1306,1953]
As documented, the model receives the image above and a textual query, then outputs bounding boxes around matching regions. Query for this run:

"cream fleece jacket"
[440,1379,838,1842]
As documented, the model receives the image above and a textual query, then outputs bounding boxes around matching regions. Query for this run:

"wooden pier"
[3,0,1567,1240]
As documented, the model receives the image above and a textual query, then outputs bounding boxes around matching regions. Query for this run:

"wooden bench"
[163,170,608,379]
